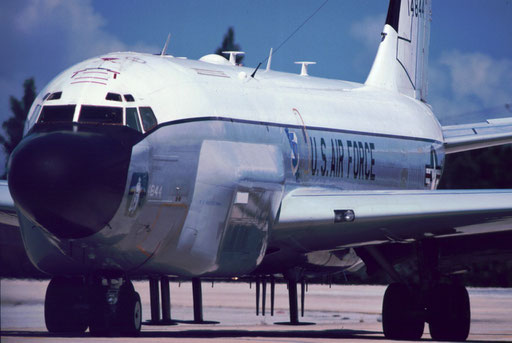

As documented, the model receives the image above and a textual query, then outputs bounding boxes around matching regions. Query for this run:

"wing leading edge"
[273,188,512,252]
[443,117,512,154]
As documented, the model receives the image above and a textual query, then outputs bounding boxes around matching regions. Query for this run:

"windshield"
[79,106,122,124]
[139,107,158,131]
[38,105,76,123]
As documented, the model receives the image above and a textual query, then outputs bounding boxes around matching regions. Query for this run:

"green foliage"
[215,27,244,64]
[439,145,512,189]
[0,78,36,159]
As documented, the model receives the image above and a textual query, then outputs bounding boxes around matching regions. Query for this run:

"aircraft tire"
[117,289,142,336]
[382,282,424,340]
[44,276,88,333]
[428,283,470,341]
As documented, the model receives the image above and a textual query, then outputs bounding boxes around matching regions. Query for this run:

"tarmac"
[1,279,512,342]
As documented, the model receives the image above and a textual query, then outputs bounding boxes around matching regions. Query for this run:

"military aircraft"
[1,0,512,340]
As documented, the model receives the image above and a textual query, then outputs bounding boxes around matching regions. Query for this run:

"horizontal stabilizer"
[443,117,512,154]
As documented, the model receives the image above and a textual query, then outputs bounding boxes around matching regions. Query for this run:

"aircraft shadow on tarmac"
[1,329,511,342]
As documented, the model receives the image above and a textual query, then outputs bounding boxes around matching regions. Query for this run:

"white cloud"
[350,13,385,51]
[347,13,385,79]
[13,0,126,64]
[441,51,512,104]
[0,0,158,175]
[0,0,159,114]
[428,50,512,124]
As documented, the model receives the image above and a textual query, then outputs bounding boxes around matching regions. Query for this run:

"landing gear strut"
[89,278,142,336]
[275,270,314,326]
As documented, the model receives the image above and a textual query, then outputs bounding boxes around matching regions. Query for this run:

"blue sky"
[0,0,511,170]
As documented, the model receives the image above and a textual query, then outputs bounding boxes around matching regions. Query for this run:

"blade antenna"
[160,33,171,56]
[266,48,273,72]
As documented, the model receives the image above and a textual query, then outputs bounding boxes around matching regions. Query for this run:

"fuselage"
[10,52,444,277]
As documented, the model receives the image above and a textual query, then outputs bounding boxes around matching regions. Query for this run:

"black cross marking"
[425,147,442,190]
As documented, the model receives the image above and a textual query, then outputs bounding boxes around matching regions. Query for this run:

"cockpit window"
[105,92,122,102]
[79,106,122,124]
[47,92,62,100]
[124,94,135,102]
[38,105,76,123]
[139,107,158,131]
[126,108,142,132]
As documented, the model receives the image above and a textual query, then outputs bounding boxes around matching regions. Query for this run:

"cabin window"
[79,105,123,124]
[139,107,158,131]
[126,107,142,132]
[38,105,76,123]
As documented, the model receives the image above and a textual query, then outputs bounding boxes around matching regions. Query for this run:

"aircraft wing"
[443,117,512,154]
[274,188,512,252]
[0,180,19,227]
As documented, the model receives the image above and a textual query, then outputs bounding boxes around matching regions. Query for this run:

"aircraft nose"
[8,130,132,239]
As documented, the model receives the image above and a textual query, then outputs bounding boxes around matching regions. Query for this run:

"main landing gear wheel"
[45,276,88,333]
[428,284,470,341]
[382,283,424,340]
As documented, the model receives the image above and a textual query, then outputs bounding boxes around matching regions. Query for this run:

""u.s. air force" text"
[309,137,376,180]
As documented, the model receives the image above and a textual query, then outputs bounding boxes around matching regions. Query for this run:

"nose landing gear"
[44,276,142,337]
[89,277,142,336]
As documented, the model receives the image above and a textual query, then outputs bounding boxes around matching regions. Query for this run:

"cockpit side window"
[79,106,123,124]
[38,105,76,123]
[126,107,142,132]
[139,107,158,131]
[28,104,42,126]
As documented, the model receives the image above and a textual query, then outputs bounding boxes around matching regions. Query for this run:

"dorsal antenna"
[222,51,245,65]
[294,61,316,76]
[160,33,171,56]
[265,48,273,72]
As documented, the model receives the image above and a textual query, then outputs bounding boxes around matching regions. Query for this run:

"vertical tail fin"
[365,0,431,102]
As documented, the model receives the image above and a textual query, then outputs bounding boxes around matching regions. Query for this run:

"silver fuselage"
[17,52,444,277]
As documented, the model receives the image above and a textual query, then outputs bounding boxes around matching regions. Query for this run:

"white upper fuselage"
[26,52,443,145]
